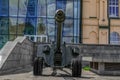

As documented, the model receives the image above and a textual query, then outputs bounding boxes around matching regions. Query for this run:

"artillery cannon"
[33,9,82,77]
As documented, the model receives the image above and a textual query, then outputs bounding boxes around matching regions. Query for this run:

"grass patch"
[83,66,90,71]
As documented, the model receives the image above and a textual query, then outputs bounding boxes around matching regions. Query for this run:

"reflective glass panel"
[18,18,25,34]
[9,18,17,34]
[9,35,16,41]
[47,0,56,18]
[9,0,18,16]
[0,35,8,48]
[37,18,47,35]
[0,17,9,35]
[65,0,73,18]
[38,0,47,17]
[47,19,55,36]
[0,0,9,16]
[18,0,28,17]
[109,0,119,17]
[0,0,81,47]
[63,19,73,36]
[24,17,37,35]
[63,37,73,43]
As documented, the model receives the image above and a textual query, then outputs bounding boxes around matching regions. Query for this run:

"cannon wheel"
[33,57,43,76]
[72,59,82,77]
[78,59,82,77]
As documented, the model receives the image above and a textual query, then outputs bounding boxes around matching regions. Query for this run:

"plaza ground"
[0,68,120,80]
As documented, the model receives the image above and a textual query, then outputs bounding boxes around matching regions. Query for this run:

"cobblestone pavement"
[0,68,120,80]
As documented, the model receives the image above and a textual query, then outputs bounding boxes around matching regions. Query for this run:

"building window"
[110,32,120,44]
[109,0,119,17]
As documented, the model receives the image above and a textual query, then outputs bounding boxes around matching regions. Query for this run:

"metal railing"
[24,35,48,43]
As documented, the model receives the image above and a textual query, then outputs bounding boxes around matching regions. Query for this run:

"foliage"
[83,66,90,71]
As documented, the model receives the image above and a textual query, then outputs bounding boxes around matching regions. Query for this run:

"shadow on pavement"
[34,69,95,80]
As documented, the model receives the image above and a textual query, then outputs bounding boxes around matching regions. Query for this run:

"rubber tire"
[72,59,82,77]
[33,57,43,76]
[33,58,38,75]
[72,59,78,77]
[77,59,82,77]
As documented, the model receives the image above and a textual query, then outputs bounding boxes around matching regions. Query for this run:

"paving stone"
[0,68,120,80]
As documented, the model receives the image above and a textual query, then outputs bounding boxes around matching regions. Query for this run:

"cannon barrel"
[55,9,65,50]
[54,10,65,66]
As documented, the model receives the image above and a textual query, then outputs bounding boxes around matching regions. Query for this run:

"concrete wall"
[78,44,120,62]
[0,37,33,75]
[77,44,120,75]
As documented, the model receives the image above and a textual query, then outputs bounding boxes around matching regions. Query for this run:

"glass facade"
[0,0,81,48]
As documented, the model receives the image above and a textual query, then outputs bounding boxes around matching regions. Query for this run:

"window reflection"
[18,0,28,17]
[47,1,56,18]
[9,0,18,16]
[66,1,73,18]
[9,35,16,41]
[47,19,55,36]
[0,0,9,16]
[110,32,120,44]
[38,0,47,17]
[18,18,25,34]
[63,19,73,36]
[22,19,37,35]
[0,0,81,46]
[49,36,55,42]
[0,35,8,48]
[0,17,9,35]
[9,18,17,34]
[37,18,46,35]
[109,0,119,17]
[63,37,73,43]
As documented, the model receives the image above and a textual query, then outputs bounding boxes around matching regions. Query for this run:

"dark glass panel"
[0,0,9,16]
[0,35,8,48]
[24,17,37,35]
[26,0,38,17]
[0,17,9,35]
[116,7,119,16]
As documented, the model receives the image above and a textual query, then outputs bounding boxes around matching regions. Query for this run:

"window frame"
[109,0,119,17]
[110,32,120,45]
